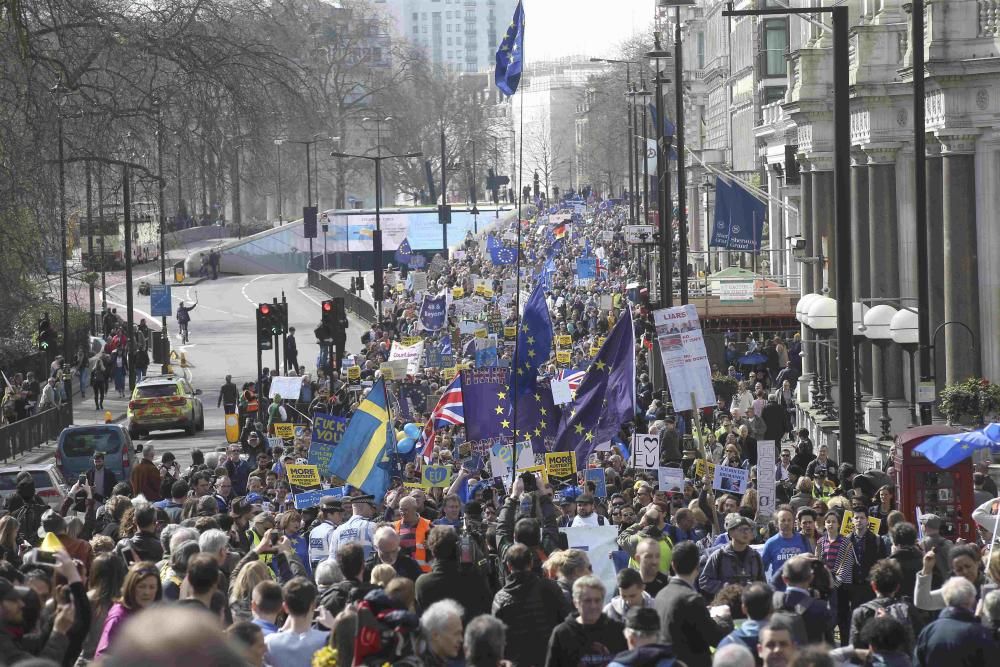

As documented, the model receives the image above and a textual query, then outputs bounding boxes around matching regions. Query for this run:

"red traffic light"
[322,301,333,312]
[260,304,271,315]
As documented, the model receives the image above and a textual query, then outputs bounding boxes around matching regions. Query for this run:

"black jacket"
[888,546,924,601]
[653,577,726,667]
[608,644,677,667]
[849,595,920,653]
[415,560,492,622]
[774,587,834,645]
[114,531,164,564]
[85,468,118,502]
[493,570,571,667]
[914,606,997,667]
[544,613,627,667]
[363,552,423,582]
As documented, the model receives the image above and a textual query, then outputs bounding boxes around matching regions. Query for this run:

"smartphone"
[35,550,57,564]
[269,532,281,545]
[79,474,87,485]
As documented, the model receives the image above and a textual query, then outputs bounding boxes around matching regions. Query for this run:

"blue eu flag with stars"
[495,1,525,96]
[512,281,552,396]
[489,242,519,265]
[461,368,514,443]
[553,308,635,465]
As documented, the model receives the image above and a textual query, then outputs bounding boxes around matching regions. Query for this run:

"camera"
[269,532,281,545]
[520,471,537,494]
[788,236,807,252]
[78,474,87,485]
[35,550,56,564]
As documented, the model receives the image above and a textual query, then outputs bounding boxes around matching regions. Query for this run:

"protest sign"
[632,434,659,469]
[840,510,882,537]
[557,334,573,348]
[475,345,499,368]
[389,340,424,376]
[556,350,571,365]
[402,336,422,347]
[379,360,407,379]
[452,286,465,299]
[398,384,430,420]
[287,464,322,509]
[713,465,750,494]
[421,465,453,488]
[293,487,343,510]
[268,376,303,400]
[411,272,428,293]
[559,526,619,602]
[419,293,448,331]
[309,413,349,470]
[693,459,717,482]
[651,305,716,412]
[657,467,685,494]
[545,451,577,484]
[756,440,776,517]
[273,423,295,439]
[584,468,607,497]
[550,378,574,405]
[347,365,361,388]
[489,441,534,478]
[268,436,284,451]
[503,326,517,341]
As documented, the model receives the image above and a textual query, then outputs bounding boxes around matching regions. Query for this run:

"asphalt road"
[44,267,369,471]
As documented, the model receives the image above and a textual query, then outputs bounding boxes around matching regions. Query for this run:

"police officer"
[308,496,344,570]
[327,494,378,560]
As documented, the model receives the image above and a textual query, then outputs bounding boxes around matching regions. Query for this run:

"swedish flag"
[327,378,394,500]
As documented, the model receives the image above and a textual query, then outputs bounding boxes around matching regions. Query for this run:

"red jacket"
[130,460,162,501]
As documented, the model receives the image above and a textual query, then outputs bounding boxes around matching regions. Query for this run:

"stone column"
[797,161,814,403]
[811,156,835,295]
[939,131,983,383]
[925,142,946,396]
[851,150,873,397]
[867,145,905,404]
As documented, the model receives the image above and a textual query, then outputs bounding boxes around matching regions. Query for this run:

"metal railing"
[307,269,376,324]
[0,404,73,463]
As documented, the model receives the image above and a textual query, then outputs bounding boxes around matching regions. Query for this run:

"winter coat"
[544,613,627,667]
[414,560,492,622]
[697,543,765,597]
[914,606,997,667]
[493,570,571,667]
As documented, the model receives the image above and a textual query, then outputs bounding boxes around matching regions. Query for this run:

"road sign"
[624,225,655,245]
[150,285,172,317]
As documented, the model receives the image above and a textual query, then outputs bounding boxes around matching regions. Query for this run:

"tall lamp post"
[852,302,870,433]
[808,296,838,419]
[890,307,920,427]
[274,138,284,225]
[646,34,673,309]
[286,134,336,265]
[52,84,72,406]
[864,304,898,441]
[331,148,422,324]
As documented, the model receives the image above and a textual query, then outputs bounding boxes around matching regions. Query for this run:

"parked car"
[0,463,69,512]
[127,375,204,437]
[55,423,136,481]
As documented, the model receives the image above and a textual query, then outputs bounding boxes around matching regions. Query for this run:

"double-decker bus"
[81,201,160,269]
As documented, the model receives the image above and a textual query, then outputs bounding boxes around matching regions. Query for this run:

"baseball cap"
[725,513,754,532]
[624,607,661,633]
[557,495,574,506]
[245,492,263,505]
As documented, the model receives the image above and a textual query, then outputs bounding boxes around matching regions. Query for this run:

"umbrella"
[737,352,767,366]
[914,428,1000,469]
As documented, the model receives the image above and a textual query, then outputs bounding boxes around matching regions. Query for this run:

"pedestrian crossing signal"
[256,304,275,350]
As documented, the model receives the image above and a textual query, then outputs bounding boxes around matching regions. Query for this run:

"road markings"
[241,275,269,306]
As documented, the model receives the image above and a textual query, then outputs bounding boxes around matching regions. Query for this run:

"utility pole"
[156,101,169,372]
[123,160,136,392]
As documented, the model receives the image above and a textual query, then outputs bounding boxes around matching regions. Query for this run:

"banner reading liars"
[652,305,716,412]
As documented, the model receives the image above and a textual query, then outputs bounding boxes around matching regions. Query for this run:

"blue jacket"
[914,606,996,667]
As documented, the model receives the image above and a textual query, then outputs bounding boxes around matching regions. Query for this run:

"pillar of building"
[810,156,834,295]
[938,131,983,384]
[797,159,814,404]
[925,141,946,397]
[850,150,873,398]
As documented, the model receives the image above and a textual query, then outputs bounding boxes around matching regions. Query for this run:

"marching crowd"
[1,198,999,667]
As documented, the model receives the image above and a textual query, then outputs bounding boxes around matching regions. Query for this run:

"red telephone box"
[894,425,976,541]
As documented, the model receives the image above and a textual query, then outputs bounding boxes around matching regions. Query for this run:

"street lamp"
[852,302,870,433]
[864,304,898,441]
[285,134,338,264]
[330,148,422,324]
[890,307,920,427]
[273,138,284,225]
[796,292,821,405]
[590,58,638,224]
[808,296,838,418]
[646,33,674,307]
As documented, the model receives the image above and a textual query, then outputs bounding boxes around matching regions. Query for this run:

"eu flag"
[495,1,525,96]
[461,368,513,443]
[515,378,562,453]
[394,238,413,266]
[914,429,1000,469]
[489,243,519,265]
[512,281,553,396]
[553,308,635,464]
[327,378,395,500]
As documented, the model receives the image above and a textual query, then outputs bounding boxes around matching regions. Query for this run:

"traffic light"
[350,276,365,293]
[272,302,288,336]
[256,304,274,350]
[303,206,318,239]
[321,299,335,329]
[533,172,540,198]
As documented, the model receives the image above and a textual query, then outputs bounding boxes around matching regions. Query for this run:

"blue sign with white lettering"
[150,285,172,317]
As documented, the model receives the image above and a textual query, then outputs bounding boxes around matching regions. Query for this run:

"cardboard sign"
[556,350,571,365]
[693,459,717,481]
[309,413,349,471]
[286,464,322,495]
[658,467,685,494]
[840,510,882,537]
[411,272,428,293]
[273,423,295,439]
[474,327,489,339]
[550,378,574,405]
[452,287,465,299]
[347,365,361,386]
[557,334,573,348]
[503,325,517,341]
[490,441,534,478]
[584,468,607,497]
[545,451,577,479]
[443,367,457,380]
[421,465,453,488]
[632,434,659,469]
[713,465,750,495]
[268,376,303,400]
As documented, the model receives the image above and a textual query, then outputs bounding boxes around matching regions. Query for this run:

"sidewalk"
[324,269,375,306]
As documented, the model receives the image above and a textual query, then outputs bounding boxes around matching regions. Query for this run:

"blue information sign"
[150,285,172,317]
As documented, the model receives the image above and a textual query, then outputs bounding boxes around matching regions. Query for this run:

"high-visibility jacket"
[247,528,273,566]
[394,517,432,573]
[243,390,259,413]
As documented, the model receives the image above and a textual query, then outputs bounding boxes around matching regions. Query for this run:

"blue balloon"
[403,423,421,439]
[397,437,416,454]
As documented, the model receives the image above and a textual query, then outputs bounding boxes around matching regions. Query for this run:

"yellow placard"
[347,366,361,381]
[273,423,295,439]
[443,367,457,380]
[395,282,404,292]
[474,283,486,295]
[545,451,577,478]
[839,510,882,537]
[556,350,571,364]
[286,464,321,490]
[452,287,465,299]
[596,337,607,347]
[589,346,600,357]
[557,335,573,348]
[474,328,488,338]
[421,465,453,488]
[404,481,429,489]
[694,459,717,481]
[402,336,422,347]
[504,326,517,340]
[483,287,494,298]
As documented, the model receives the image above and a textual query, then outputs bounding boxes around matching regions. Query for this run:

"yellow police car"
[127,375,205,438]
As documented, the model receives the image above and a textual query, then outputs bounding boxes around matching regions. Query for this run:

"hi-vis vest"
[394,517,432,573]
[244,390,258,413]
[248,529,273,566]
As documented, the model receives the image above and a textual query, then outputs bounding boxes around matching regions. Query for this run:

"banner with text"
[652,305,716,412]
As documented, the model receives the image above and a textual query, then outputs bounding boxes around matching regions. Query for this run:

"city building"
[375,0,517,73]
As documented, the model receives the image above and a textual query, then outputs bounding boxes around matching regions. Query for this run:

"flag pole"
[510,69,525,495]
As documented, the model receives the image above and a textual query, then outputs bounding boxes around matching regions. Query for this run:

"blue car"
[56,424,136,481]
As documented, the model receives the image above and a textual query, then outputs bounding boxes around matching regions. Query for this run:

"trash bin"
[151,331,170,367]
[173,261,185,284]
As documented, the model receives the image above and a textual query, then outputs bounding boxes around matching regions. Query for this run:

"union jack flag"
[559,366,587,392]
[420,374,464,458]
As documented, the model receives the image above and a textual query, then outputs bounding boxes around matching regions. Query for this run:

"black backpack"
[13,502,48,547]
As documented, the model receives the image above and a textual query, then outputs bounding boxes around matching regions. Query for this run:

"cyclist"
[176,298,198,344]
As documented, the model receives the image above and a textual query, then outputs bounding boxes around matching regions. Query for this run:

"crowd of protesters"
[1,197,999,667]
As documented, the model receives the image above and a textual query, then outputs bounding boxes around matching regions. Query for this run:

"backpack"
[13,502,48,547]
[353,589,422,666]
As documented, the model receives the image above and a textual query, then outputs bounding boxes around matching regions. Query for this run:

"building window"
[447,37,452,45]
[412,12,418,20]
[763,86,785,104]
[697,31,705,69]
[447,24,451,32]
[763,19,787,77]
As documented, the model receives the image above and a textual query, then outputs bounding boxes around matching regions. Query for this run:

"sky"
[521,0,657,63]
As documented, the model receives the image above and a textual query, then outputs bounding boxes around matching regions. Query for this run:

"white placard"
[652,305,717,412]
[632,434,659,469]
[599,294,613,311]
[268,376,304,400]
[560,526,619,602]
[411,272,428,293]
[756,440,776,517]
[657,467,685,493]
[550,378,574,405]
[389,340,424,376]
[595,440,612,452]
[713,465,750,495]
